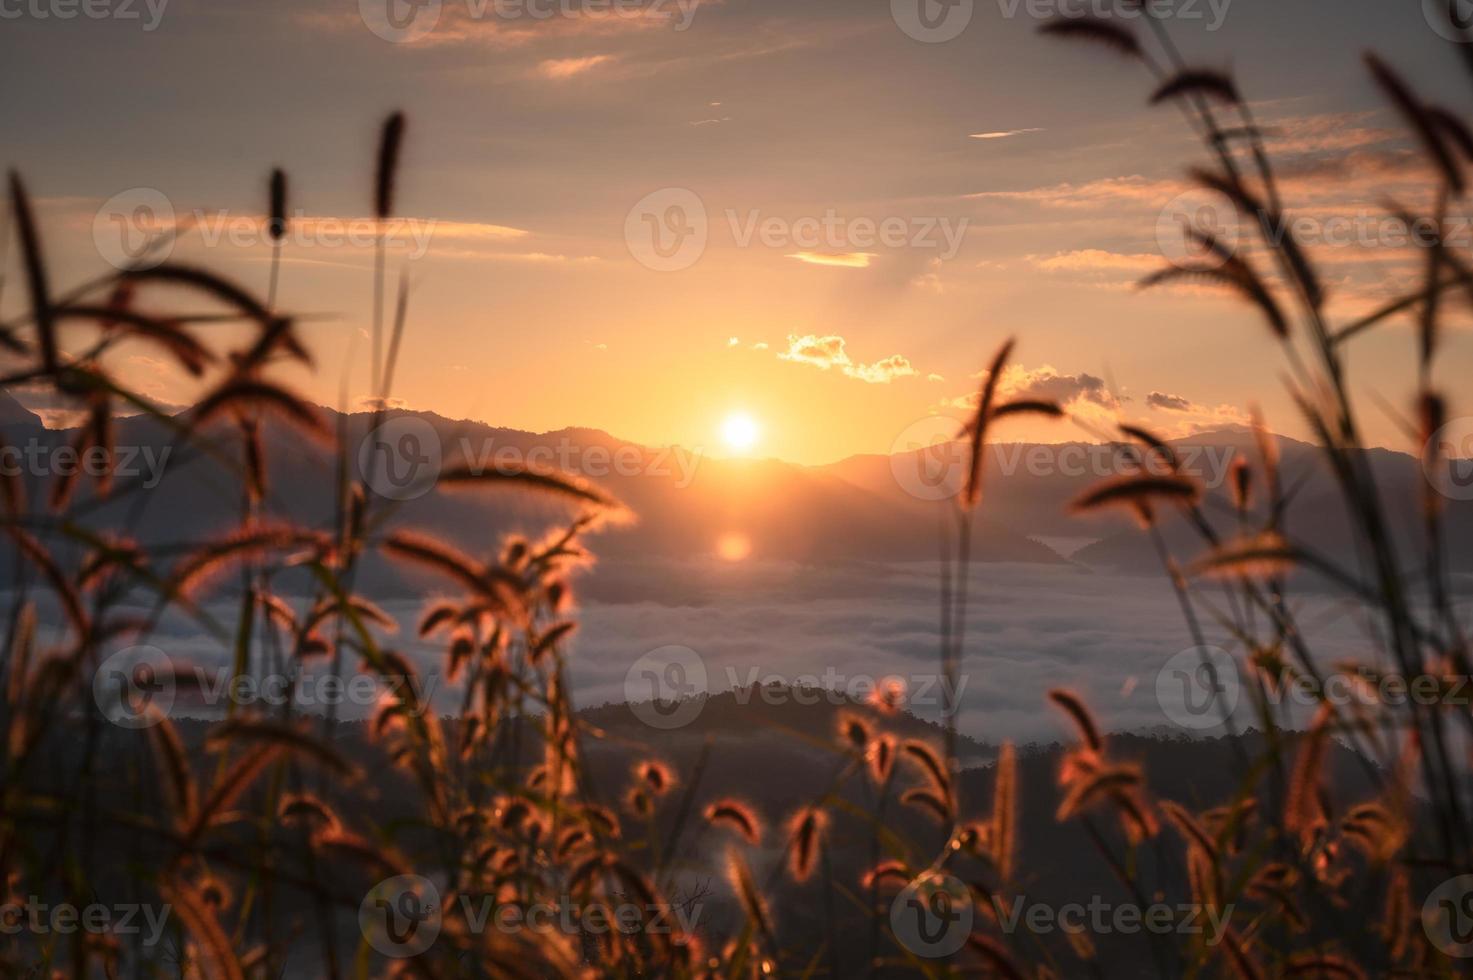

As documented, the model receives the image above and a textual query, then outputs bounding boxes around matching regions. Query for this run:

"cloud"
[995,364,1118,408]
[1132,389,1252,435]
[300,3,696,49]
[965,175,1182,208]
[447,251,602,264]
[786,251,875,268]
[1146,391,1193,412]
[940,364,1121,432]
[1148,402,1251,436]
[969,128,1044,140]
[528,558,1365,742]
[537,55,613,78]
[1031,250,1160,274]
[847,354,917,384]
[9,380,184,428]
[780,334,847,369]
[778,334,917,384]
[358,396,408,411]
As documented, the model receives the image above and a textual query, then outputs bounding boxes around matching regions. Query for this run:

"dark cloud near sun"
[1146,391,1193,412]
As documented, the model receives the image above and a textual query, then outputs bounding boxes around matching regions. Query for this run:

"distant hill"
[0,390,42,428]
[822,426,1473,577]
[5,405,1468,598]
[0,405,1062,598]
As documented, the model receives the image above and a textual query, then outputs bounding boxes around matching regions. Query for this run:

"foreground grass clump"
[2,14,1473,976]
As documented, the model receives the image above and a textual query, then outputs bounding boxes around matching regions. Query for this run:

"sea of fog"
[44,557,1429,745]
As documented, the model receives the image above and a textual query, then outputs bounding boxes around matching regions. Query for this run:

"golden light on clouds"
[785,251,875,268]
[969,128,1044,139]
[537,55,613,79]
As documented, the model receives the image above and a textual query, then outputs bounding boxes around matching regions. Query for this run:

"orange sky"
[2,0,1467,464]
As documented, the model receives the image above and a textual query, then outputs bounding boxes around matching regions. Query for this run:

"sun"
[721,411,760,453]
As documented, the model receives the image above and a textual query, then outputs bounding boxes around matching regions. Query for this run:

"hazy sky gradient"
[2,0,1467,462]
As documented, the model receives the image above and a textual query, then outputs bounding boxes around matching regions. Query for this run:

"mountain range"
[2,393,1469,595]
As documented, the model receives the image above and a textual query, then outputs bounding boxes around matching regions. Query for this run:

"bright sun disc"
[721,412,760,453]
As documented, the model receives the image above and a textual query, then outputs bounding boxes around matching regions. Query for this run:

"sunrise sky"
[2,0,1467,463]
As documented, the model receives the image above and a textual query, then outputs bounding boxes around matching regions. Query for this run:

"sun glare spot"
[716,532,752,562]
[721,412,760,453]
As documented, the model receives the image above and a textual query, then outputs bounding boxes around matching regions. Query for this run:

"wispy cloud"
[1140,391,1248,434]
[1030,250,1160,274]
[537,54,613,78]
[965,175,1182,208]
[969,128,1044,140]
[786,251,875,268]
